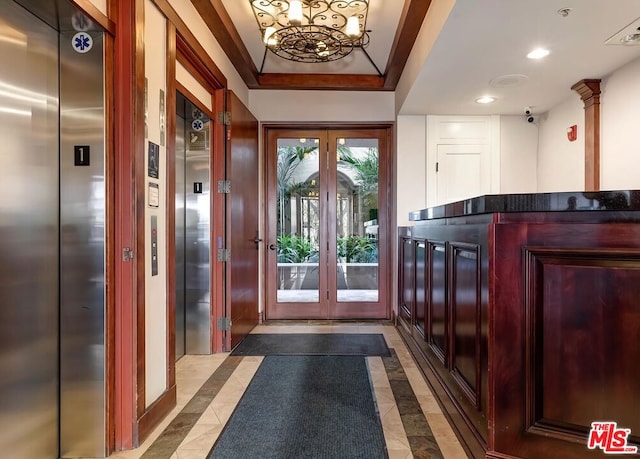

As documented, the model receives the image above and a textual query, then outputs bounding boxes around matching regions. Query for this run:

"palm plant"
[338,147,379,213]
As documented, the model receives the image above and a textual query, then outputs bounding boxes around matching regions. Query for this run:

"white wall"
[168,0,249,106]
[396,116,426,225]
[537,96,584,192]
[176,62,212,111]
[249,90,395,122]
[144,0,167,407]
[395,114,538,211]
[499,116,538,193]
[601,57,640,190]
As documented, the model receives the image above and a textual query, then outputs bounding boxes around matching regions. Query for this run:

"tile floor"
[108,323,467,459]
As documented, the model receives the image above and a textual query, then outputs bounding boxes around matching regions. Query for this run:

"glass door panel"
[266,128,389,320]
[335,138,379,303]
[275,137,322,305]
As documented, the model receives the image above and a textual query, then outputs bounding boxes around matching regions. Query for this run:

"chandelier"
[250,0,379,72]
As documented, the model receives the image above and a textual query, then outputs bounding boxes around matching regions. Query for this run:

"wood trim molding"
[190,0,259,87]
[152,0,228,89]
[166,20,177,393]
[137,385,177,442]
[571,79,601,191]
[71,0,116,34]
[112,0,144,450]
[188,0,431,91]
[134,0,147,423]
[383,0,433,90]
[104,29,117,455]
[257,73,385,90]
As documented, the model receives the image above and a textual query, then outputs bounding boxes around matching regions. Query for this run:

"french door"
[265,127,390,319]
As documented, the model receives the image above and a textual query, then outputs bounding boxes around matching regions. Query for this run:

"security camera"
[526,115,535,123]
[524,106,533,116]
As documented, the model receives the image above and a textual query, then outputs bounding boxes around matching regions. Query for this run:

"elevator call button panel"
[151,216,158,276]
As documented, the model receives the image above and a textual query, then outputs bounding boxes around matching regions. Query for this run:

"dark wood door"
[226,91,259,348]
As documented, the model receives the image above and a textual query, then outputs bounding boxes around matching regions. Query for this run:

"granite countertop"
[409,190,640,221]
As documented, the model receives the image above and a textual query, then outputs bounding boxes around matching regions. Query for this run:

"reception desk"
[397,191,640,458]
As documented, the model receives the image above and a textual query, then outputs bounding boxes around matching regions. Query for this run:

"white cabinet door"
[426,116,499,206]
[436,144,489,204]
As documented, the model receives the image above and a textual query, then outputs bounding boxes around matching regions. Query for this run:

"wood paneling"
[414,239,427,338]
[525,248,640,442]
[429,242,447,364]
[399,237,414,327]
[449,243,481,409]
[491,219,640,458]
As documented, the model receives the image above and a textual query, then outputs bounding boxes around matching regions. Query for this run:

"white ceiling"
[399,0,640,115]
[218,1,640,116]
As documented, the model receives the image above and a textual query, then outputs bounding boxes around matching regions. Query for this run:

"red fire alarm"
[567,125,577,142]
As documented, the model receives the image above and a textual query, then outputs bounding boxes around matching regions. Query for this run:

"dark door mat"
[230,333,391,357]
[208,355,388,459]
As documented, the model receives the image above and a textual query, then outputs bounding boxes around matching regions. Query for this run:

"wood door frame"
[169,32,227,359]
[262,123,394,320]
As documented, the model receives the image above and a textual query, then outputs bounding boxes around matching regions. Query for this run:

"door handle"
[269,244,277,251]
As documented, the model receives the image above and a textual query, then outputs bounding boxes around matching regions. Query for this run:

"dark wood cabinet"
[398,191,640,459]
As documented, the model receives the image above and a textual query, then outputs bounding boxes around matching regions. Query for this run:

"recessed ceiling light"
[475,96,496,104]
[621,33,640,44]
[527,48,550,59]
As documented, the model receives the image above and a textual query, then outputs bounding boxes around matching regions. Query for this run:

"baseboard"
[137,384,177,444]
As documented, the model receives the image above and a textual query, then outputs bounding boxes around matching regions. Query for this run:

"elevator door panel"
[0,3,59,458]
[176,113,186,359]
[59,28,106,458]
[176,93,211,355]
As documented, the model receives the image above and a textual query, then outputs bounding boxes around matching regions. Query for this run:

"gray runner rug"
[230,333,391,357]
[208,355,388,459]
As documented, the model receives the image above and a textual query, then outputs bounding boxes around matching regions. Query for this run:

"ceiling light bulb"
[527,48,550,59]
[288,0,303,26]
[475,96,496,104]
[263,26,277,45]
[346,16,360,37]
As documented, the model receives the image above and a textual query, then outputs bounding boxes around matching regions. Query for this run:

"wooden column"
[571,79,601,191]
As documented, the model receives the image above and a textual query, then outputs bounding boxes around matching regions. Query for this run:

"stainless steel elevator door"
[176,111,186,360]
[0,2,60,458]
[59,27,106,459]
[0,1,106,457]
[176,93,211,355]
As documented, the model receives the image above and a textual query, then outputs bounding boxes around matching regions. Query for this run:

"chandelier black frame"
[250,0,381,74]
